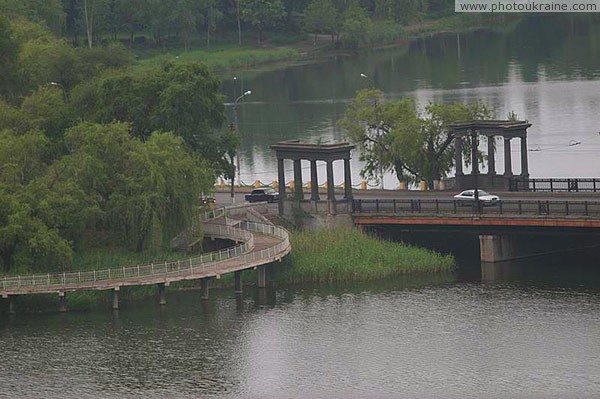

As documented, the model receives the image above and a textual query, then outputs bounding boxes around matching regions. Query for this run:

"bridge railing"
[510,178,600,192]
[353,199,600,218]
[0,223,255,291]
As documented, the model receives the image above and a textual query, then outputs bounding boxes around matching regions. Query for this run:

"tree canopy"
[340,89,493,187]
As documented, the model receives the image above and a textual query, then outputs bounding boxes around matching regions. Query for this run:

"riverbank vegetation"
[274,228,455,283]
[0,17,226,275]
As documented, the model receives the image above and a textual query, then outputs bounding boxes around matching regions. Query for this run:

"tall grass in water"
[275,228,455,283]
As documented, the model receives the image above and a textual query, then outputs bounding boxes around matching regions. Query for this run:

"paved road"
[214,189,600,207]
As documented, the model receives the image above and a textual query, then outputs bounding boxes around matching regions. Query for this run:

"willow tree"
[340,89,492,188]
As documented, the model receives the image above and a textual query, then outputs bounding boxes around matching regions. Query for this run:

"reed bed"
[274,228,455,283]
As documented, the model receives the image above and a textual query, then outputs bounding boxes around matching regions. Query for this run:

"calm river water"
[2,16,600,398]
[225,15,600,187]
[1,252,600,398]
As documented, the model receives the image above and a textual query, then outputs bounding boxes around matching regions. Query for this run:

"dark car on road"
[245,188,279,203]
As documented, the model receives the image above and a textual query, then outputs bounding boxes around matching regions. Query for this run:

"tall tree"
[340,89,492,187]
[92,61,225,161]
[304,0,338,44]
[241,0,284,44]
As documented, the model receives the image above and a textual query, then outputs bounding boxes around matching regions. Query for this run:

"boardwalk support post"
[58,291,67,313]
[200,277,210,300]
[112,287,120,310]
[257,265,267,288]
[158,283,167,306]
[8,295,16,315]
[234,270,243,294]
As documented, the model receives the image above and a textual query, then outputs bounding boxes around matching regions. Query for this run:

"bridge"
[0,205,291,314]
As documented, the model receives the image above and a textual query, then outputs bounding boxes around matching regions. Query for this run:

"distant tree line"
[0,0,456,49]
[0,16,232,274]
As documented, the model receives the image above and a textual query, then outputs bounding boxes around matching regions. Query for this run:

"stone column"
[344,158,353,199]
[234,270,243,294]
[520,137,529,177]
[470,133,479,175]
[310,160,319,201]
[293,159,303,200]
[487,136,496,175]
[454,137,463,176]
[326,160,335,201]
[277,158,285,215]
[158,283,167,306]
[503,137,513,176]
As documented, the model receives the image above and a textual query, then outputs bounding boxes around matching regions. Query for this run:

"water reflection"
[222,16,600,187]
[1,267,599,398]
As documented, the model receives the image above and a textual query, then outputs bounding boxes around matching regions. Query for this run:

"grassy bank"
[273,228,455,284]
[134,45,300,73]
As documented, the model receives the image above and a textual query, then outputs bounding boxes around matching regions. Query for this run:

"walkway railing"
[0,207,290,293]
[353,199,600,218]
[510,178,600,192]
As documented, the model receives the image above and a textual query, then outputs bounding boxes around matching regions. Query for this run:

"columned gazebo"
[450,120,531,191]
[270,140,355,215]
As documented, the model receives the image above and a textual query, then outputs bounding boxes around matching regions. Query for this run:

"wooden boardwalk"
[0,206,290,300]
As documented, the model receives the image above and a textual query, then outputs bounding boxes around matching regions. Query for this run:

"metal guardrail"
[1,208,290,293]
[510,178,600,192]
[353,199,600,218]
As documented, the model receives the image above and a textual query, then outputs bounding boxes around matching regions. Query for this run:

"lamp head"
[244,90,252,96]
[360,73,368,79]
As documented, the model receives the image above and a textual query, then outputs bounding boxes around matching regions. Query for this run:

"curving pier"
[0,205,291,313]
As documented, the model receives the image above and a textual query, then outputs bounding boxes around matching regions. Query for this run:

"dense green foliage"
[0,17,225,275]
[275,228,455,283]
[340,89,492,187]
[0,0,457,51]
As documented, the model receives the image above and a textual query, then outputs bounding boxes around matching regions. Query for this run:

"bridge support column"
[112,287,120,310]
[58,292,67,313]
[479,235,516,263]
[200,277,210,300]
[257,265,267,288]
[234,270,243,294]
[8,295,16,315]
[158,283,167,306]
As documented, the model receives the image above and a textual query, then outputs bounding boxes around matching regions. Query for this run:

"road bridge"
[351,198,600,262]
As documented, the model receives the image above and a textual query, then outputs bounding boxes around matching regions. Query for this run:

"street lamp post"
[360,73,384,190]
[233,90,252,189]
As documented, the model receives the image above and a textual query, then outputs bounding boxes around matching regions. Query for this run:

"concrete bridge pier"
[234,271,243,294]
[256,265,267,288]
[200,277,210,300]
[112,287,120,310]
[158,282,167,306]
[58,292,67,313]
[479,235,516,263]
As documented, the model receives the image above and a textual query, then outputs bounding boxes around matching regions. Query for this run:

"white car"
[454,189,500,206]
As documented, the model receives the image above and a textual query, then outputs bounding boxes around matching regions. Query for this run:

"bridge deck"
[0,208,290,297]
